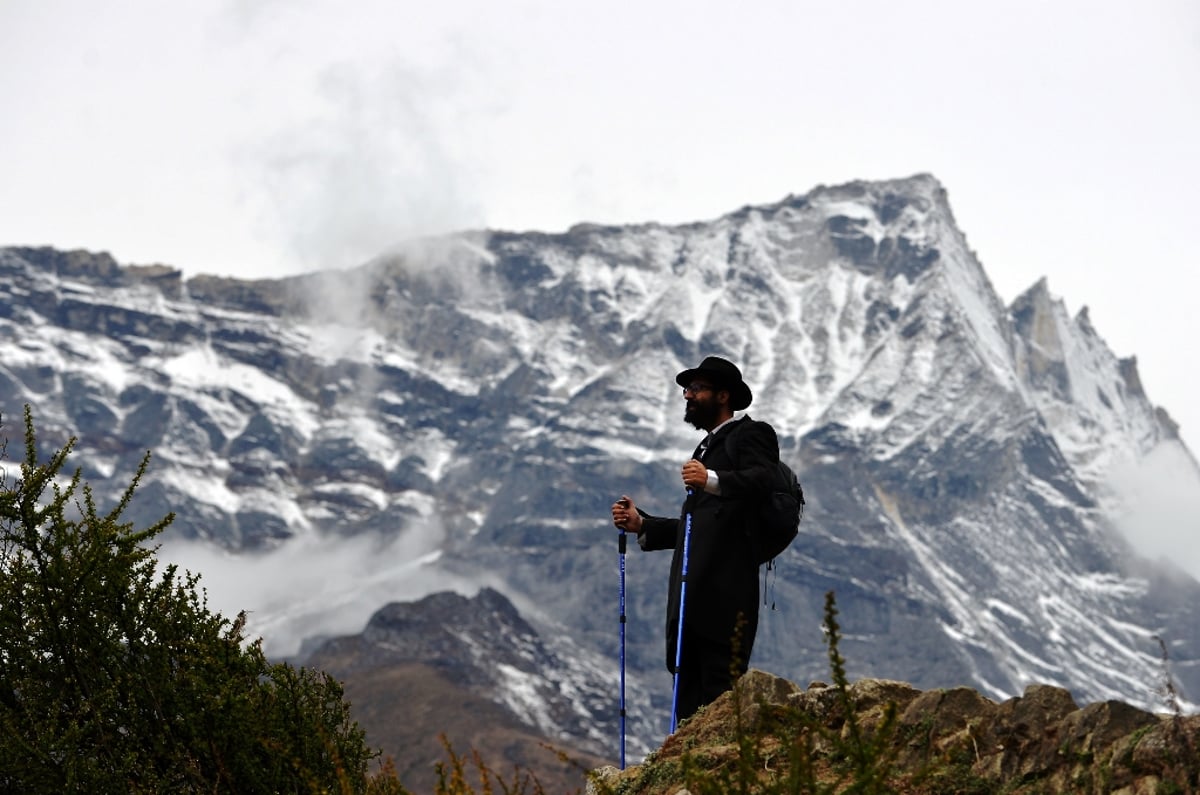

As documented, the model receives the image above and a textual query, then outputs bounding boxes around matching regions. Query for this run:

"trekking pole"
[618,523,628,769]
[669,491,694,734]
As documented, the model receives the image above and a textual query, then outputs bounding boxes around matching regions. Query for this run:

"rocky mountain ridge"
[3,173,1199,763]
[306,586,656,760]
[305,588,616,793]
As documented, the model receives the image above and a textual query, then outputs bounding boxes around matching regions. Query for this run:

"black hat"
[676,356,753,411]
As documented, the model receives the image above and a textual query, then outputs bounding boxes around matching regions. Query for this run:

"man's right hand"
[611,495,642,534]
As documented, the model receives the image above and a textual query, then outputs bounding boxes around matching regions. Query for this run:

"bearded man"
[611,356,779,725]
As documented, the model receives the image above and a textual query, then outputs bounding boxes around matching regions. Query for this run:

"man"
[611,355,779,724]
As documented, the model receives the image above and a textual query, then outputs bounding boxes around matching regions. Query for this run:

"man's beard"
[684,398,721,431]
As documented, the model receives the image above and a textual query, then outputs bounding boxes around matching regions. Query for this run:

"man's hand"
[612,495,642,533]
[681,459,708,490]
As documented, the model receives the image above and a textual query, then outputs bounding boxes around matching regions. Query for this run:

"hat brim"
[675,367,753,411]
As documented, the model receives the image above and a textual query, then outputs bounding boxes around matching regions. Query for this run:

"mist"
[1108,441,1200,583]
[156,519,480,659]
[238,55,489,275]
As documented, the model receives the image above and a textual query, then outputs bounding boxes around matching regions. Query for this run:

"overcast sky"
[2,2,1197,450]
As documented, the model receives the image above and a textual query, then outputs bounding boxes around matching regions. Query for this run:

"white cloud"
[157,519,480,658]
[1108,441,1200,582]
[236,57,491,273]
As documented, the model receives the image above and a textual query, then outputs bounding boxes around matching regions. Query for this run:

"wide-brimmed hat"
[675,356,753,411]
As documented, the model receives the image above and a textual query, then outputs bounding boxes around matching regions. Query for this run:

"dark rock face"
[63,372,119,440]
[306,587,657,759]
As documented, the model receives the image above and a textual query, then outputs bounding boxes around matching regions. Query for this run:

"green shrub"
[0,407,376,793]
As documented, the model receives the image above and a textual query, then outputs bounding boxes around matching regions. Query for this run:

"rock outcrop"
[593,670,1199,794]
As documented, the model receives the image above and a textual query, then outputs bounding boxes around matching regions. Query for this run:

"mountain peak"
[803,171,946,203]
[1011,279,1098,354]
[1118,356,1146,401]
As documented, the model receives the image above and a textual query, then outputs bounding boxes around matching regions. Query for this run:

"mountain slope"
[305,589,613,792]
[1,174,1197,761]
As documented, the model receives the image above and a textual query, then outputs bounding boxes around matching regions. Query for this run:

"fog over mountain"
[2,174,1198,755]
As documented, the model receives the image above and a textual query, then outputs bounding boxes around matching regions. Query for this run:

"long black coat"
[639,416,779,672]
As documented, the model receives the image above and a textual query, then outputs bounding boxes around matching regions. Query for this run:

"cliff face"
[594,669,1200,794]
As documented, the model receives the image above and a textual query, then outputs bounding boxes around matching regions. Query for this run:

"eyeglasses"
[682,383,714,397]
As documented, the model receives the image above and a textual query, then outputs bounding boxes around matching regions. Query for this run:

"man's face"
[683,382,724,431]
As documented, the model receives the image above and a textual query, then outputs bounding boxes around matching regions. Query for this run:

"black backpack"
[725,420,805,565]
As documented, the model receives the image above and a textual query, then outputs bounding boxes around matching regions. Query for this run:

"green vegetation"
[0,407,375,793]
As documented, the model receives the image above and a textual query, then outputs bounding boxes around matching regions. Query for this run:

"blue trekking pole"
[669,491,694,734]
[618,524,628,769]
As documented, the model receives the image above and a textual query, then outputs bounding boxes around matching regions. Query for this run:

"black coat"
[639,416,779,672]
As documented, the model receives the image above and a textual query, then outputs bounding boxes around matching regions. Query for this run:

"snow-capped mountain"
[2,174,1198,758]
